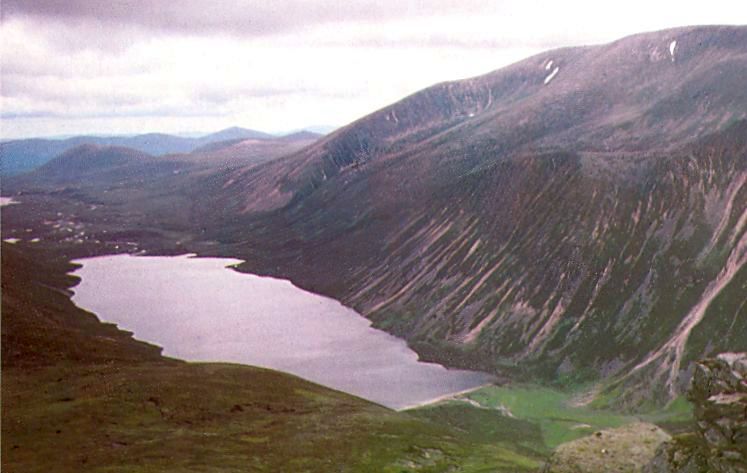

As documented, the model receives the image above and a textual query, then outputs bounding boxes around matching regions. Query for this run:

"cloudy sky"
[1,1,745,139]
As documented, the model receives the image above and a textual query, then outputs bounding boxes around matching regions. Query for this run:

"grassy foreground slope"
[0,243,541,472]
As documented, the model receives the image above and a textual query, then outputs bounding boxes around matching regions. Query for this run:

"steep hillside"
[221,25,747,213]
[202,26,747,406]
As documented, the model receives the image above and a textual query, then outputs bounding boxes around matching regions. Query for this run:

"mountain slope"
[184,135,322,169]
[202,25,747,406]
[221,26,746,214]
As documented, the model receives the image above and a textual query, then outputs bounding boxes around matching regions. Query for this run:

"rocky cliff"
[645,352,747,473]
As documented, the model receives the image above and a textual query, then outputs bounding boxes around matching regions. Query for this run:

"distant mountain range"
[0,127,323,176]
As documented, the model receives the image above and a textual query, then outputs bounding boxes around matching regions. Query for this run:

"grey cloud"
[2,0,497,38]
[1,73,143,106]
[326,34,578,51]
[2,103,228,121]
[194,85,314,106]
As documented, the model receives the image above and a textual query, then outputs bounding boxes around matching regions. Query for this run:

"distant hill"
[199,127,274,143]
[186,134,322,169]
[24,144,174,185]
[38,144,148,176]
[190,130,322,155]
[280,130,325,142]
[0,127,322,176]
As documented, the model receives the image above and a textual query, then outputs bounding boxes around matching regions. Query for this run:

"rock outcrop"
[645,352,747,473]
[540,422,671,473]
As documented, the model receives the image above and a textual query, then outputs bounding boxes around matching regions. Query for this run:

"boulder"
[541,422,670,473]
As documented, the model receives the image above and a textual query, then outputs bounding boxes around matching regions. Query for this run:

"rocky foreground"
[542,353,747,473]
[541,422,671,473]
[645,352,747,473]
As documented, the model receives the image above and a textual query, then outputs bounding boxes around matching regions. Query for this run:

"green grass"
[454,384,634,449]
[408,403,546,465]
[638,396,696,434]
[2,362,544,473]
[541,422,672,473]
[418,383,695,453]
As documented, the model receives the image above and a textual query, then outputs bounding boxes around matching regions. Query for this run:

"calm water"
[70,254,493,409]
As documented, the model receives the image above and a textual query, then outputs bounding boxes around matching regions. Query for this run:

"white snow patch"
[30,238,41,243]
[4,238,21,244]
[468,112,475,118]
[0,197,19,207]
[717,352,743,364]
[669,40,677,61]
[544,66,560,84]
[545,59,553,70]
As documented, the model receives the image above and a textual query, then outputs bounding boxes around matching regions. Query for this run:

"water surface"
[71,254,493,409]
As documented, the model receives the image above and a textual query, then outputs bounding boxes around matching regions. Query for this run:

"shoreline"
[397,383,494,411]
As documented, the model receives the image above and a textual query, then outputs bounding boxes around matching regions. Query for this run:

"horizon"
[2,1,746,139]
[0,125,337,142]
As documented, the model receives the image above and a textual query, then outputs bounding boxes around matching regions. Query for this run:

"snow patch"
[544,66,560,84]
[669,40,677,61]
[4,238,21,244]
[0,197,19,207]
[30,238,41,243]
[545,59,553,70]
